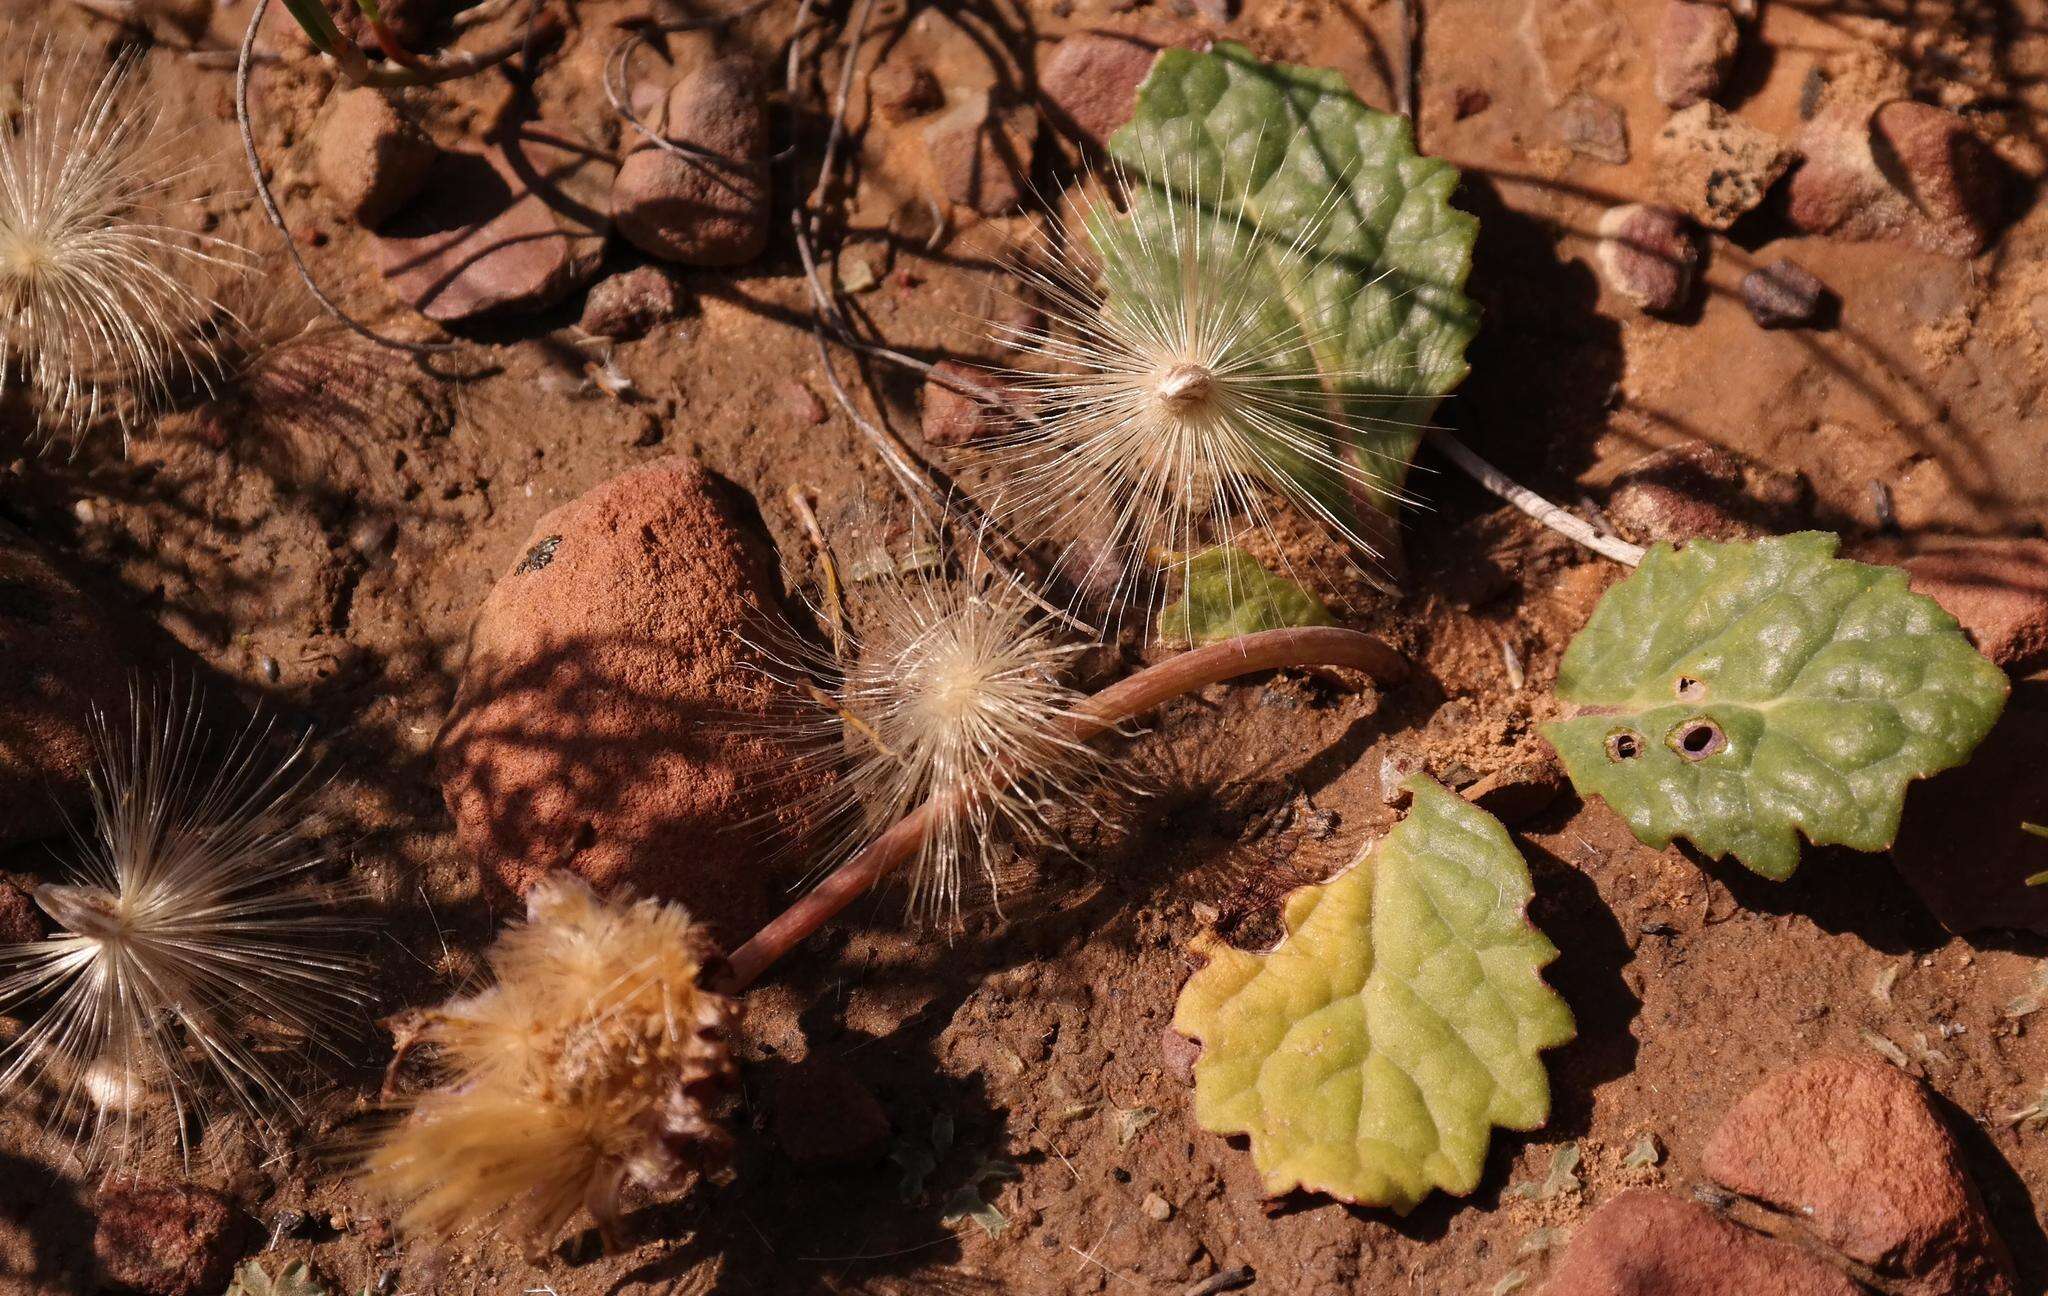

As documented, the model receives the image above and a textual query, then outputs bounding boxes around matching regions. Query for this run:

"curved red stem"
[715,626,1407,993]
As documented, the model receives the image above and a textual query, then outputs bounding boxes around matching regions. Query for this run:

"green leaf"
[1542,533,2009,880]
[1108,43,1480,517]
[941,1159,1020,1238]
[1157,545,1336,645]
[1172,777,1574,1213]
[225,1260,333,1296]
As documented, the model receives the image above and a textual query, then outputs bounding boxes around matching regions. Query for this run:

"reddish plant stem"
[716,626,1408,993]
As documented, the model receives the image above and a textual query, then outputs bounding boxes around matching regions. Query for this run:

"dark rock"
[1741,259,1831,328]
[437,458,826,946]
[1702,1056,2018,1296]
[614,58,771,267]
[312,87,437,228]
[770,1059,891,1167]
[1595,203,1698,315]
[1604,441,1809,545]
[1557,93,1630,165]
[1789,102,2015,257]
[871,57,942,124]
[1038,26,1204,152]
[0,521,148,847]
[1890,680,2048,936]
[93,1181,244,1296]
[924,92,1036,217]
[1655,0,1739,108]
[1654,102,1793,230]
[1537,1188,1863,1296]
[920,361,1021,448]
[374,125,613,322]
[579,266,686,339]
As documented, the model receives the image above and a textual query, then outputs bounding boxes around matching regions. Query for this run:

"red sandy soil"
[1,0,2046,1293]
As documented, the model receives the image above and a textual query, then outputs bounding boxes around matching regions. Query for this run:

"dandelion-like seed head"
[0,37,247,446]
[0,682,363,1166]
[753,556,1116,926]
[359,875,734,1249]
[978,149,1434,619]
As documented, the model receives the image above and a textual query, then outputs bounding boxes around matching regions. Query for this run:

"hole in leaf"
[1669,718,1727,761]
[1674,675,1706,701]
[1605,729,1645,762]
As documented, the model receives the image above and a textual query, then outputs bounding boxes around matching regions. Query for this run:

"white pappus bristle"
[0,683,362,1165]
[0,36,247,446]
[977,149,1438,617]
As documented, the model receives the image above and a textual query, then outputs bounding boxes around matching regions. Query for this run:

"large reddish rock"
[437,458,820,944]
[1701,1056,2017,1296]
[1788,102,2015,258]
[1537,1189,1862,1296]
[1654,0,1739,109]
[1038,26,1206,152]
[375,123,613,321]
[93,1180,244,1296]
[1595,203,1698,315]
[0,521,147,847]
[613,58,771,267]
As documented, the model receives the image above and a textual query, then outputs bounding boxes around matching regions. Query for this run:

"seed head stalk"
[717,625,1407,992]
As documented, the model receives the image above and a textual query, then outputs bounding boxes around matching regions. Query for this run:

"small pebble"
[1654,0,1739,109]
[1741,260,1830,328]
[1596,203,1699,315]
[1142,1192,1173,1221]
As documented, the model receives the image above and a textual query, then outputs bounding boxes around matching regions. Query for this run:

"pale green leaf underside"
[1158,545,1335,645]
[1543,533,2009,880]
[226,1260,335,1296]
[1173,777,1574,1212]
[1108,42,1480,516]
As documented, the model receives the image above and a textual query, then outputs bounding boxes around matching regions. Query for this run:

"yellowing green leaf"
[1157,546,1336,645]
[1543,533,2009,879]
[1172,777,1573,1212]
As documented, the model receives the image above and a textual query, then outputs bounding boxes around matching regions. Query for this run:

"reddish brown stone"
[0,521,148,847]
[1655,0,1739,109]
[919,361,1022,448]
[871,57,942,124]
[437,457,824,945]
[1789,102,2015,257]
[1537,1189,1862,1296]
[1557,93,1629,165]
[1038,27,1205,152]
[1896,537,2048,671]
[312,86,437,228]
[1741,260,1830,329]
[924,92,1037,217]
[613,58,772,267]
[1595,203,1698,314]
[579,266,686,340]
[1702,1056,2017,1296]
[374,124,613,322]
[1654,102,1793,230]
[1603,441,1809,545]
[0,880,43,943]
[93,1181,244,1296]
[771,1060,891,1167]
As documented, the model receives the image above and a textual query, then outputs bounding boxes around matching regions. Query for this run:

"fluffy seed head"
[0,683,362,1165]
[977,154,1433,618]
[756,560,1115,925]
[0,38,245,445]
[359,874,734,1248]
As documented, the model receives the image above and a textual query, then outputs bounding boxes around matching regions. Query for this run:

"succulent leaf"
[1173,777,1573,1212]
[1543,532,2009,879]
[1158,545,1336,645]
[1109,42,1480,517]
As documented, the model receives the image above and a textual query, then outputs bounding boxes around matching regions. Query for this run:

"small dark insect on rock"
[516,534,563,575]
